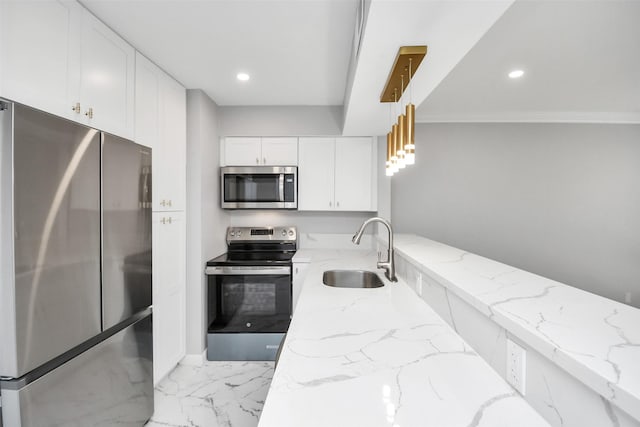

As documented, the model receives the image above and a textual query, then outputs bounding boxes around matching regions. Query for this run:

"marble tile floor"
[145,361,274,427]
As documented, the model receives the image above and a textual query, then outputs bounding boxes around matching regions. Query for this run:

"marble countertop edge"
[391,233,640,422]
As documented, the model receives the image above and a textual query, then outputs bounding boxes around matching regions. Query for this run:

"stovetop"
[207,226,297,267]
[206,250,295,267]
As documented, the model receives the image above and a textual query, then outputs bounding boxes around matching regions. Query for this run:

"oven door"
[206,266,292,334]
[221,166,297,209]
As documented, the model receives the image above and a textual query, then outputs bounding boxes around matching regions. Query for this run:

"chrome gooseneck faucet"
[352,217,397,282]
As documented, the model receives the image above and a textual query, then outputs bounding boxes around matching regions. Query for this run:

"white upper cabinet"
[222,137,298,166]
[0,1,135,139]
[261,137,298,165]
[0,0,80,118]
[298,137,335,211]
[156,73,187,211]
[334,137,376,211]
[134,53,161,149]
[77,8,135,138]
[223,137,263,166]
[134,54,186,211]
[298,137,376,212]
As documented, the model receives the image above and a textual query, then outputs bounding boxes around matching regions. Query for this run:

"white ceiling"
[81,0,639,133]
[416,0,640,123]
[81,0,359,106]
[341,0,515,135]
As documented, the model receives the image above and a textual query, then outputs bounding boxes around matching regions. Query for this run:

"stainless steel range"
[205,226,296,361]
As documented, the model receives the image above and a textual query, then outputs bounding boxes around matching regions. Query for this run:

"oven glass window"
[224,174,280,202]
[208,273,291,333]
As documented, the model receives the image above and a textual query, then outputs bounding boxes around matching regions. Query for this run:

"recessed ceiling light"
[237,73,250,81]
[508,69,524,79]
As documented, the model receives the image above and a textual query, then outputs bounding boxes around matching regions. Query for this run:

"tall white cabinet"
[298,137,377,212]
[1,1,187,386]
[135,52,187,384]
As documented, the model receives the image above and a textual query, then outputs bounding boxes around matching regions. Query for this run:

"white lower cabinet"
[292,261,310,313]
[152,211,186,384]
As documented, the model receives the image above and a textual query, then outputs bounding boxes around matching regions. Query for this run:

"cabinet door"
[298,137,335,211]
[157,74,186,211]
[292,262,310,314]
[134,53,160,149]
[0,0,80,119]
[334,137,376,211]
[261,137,298,165]
[79,9,135,139]
[224,137,262,166]
[152,212,186,383]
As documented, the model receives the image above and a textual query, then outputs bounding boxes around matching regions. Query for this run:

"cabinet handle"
[71,102,81,114]
[256,157,259,164]
[337,201,340,208]
[160,217,172,225]
[295,267,299,274]
[263,157,266,164]
[168,217,172,224]
[84,107,94,119]
[329,201,332,207]
[160,199,166,207]
[167,200,172,207]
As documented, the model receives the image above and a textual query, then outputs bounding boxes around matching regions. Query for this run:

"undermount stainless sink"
[322,270,384,289]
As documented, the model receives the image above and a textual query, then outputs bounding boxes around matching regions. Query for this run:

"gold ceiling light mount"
[381,45,426,177]
[380,45,427,103]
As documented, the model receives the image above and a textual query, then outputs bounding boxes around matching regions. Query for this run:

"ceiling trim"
[415,111,640,124]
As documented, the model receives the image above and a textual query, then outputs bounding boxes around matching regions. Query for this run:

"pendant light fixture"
[404,58,416,165]
[396,74,406,169]
[385,131,393,176]
[380,46,427,176]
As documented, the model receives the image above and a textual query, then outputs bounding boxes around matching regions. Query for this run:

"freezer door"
[0,103,102,378]
[1,313,154,427]
[101,133,152,329]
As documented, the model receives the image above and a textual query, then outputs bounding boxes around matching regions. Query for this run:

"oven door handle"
[205,266,291,276]
[278,174,285,202]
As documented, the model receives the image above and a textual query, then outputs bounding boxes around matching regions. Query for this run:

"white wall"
[391,123,640,307]
[376,135,391,239]
[219,105,343,136]
[185,90,229,356]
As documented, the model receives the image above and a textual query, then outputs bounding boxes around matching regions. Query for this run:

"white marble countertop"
[258,249,550,427]
[392,234,640,422]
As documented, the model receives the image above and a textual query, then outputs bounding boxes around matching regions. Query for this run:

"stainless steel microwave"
[221,166,298,209]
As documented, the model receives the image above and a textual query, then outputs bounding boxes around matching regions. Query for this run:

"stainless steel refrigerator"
[0,101,153,426]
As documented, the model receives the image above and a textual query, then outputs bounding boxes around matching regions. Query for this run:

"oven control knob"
[281,230,286,236]
[237,231,242,237]
[246,322,251,328]
[288,230,294,236]
[230,231,235,237]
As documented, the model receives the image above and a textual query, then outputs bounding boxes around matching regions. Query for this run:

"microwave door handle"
[279,174,285,202]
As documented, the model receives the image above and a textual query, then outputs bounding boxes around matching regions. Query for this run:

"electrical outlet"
[416,273,423,296]
[506,339,526,395]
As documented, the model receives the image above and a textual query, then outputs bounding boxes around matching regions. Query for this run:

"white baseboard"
[180,350,206,366]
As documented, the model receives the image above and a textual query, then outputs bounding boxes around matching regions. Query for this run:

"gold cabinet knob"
[72,102,81,113]
[84,107,94,119]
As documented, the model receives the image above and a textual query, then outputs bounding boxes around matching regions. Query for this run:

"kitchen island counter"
[258,249,549,427]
